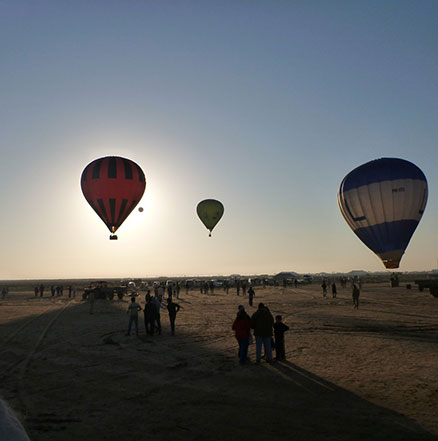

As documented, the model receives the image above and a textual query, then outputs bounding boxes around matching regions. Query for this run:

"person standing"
[175,282,181,299]
[242,281,247,296]
[126,296,142,336]
[250,303,274,363]
[321,281,327,298]
[273,315,289,360]
[331,282,337,298]
[152,295,166,335]
[352,283,360,309]
[157,284,164,302]
[144,294,155,336]
[232,306,251,365]
[248,286,255,307]
[167,298,181,335]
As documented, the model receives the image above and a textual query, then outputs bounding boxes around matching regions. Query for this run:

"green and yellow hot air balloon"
[196,199,224,237]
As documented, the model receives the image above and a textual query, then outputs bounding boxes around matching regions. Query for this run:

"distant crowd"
[32,284,77,298]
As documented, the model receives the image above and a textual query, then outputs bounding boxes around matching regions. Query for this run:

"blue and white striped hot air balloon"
[338,158,428,269]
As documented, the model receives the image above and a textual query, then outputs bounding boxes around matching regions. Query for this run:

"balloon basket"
[109,235,118,240]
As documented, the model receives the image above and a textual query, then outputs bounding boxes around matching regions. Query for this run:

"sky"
[1,0,437,279]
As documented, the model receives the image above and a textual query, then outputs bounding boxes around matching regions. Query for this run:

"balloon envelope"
[197,199,224,236]
[81,156,146,236]
[338,158,428,269]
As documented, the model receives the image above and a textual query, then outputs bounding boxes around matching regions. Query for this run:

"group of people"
[320,280,361,308]
[33,284,76,298]
[126,293,181,337]
[321,281,338,298]
[232,302,289,365]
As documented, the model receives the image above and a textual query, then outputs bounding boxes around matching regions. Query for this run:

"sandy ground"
[0,282,437,441]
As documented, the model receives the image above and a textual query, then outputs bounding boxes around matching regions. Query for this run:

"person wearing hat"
[273,315,289,360]
[232,305,251,364]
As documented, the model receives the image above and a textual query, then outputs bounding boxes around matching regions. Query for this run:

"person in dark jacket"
[331,282,337,298]
[248,286,255,307]
[273,315,289,360]
[250,303,274,363]
[167,298,181,335]
[232,306,251,364]
[352,283,360,309]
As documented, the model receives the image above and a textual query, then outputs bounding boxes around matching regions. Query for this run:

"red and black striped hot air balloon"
[81,156,146,240]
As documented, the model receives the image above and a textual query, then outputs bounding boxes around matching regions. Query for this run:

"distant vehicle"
[249,278,262,286]
[82,281,128,300]
[295,275,312,285]
[303,275,313,283]
[263,278,276,286]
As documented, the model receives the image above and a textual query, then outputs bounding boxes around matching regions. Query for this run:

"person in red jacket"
[232,306,251,365]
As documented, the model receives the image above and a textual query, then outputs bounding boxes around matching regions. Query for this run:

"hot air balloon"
[338,158,428,269]
[81,156,146,240]
[197,199,224,237]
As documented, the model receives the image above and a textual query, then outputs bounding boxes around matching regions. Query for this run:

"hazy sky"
[1,1,437,279]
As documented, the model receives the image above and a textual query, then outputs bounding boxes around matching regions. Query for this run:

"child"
[273,315,289,360]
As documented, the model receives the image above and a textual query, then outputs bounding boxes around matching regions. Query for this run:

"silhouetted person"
[144,294,155,336]
[250,303,274,363]
[331,282,337,298]
[321,281,327,297]
[152,295,165,335]
[352,283,360,309]
[126,296,141,336]
[248,286,255,307]
[232,306,251,364]
[273,315,289,360]
[167,298,181,335]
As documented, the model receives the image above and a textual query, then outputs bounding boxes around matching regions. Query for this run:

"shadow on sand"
[0,296,436,441]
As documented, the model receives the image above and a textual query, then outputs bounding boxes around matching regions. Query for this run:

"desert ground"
[0,280,437,441]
